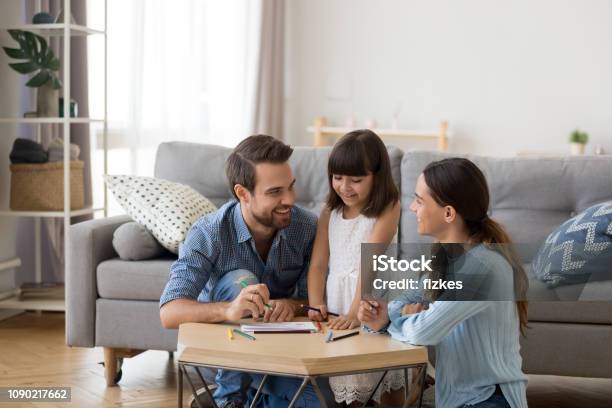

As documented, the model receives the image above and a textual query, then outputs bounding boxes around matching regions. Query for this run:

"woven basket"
[10,161,85,211]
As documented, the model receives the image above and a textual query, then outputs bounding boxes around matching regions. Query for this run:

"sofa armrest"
[66,215,131,347]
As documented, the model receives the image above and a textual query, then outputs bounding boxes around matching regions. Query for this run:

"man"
[160,135,324,408]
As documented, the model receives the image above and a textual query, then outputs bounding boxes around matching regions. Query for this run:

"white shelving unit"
[0,0,108,313]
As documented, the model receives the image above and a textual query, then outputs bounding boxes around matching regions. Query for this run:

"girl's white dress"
[326,208,405,405]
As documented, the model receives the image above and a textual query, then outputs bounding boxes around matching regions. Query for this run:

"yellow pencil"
[227,328,234,340]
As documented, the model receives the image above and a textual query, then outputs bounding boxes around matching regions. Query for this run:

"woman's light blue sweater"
[386,245,528,408]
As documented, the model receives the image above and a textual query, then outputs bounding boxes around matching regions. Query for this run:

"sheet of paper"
[240,322,317,332]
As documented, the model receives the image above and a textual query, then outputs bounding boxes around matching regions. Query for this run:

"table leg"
[417,363,428,408]
[249,374,269,408]
[287,377,309,408]
[178,363,183,408]
[404,368,410,401]
[309,377,328,408]
[363,370,388,406]
[193,366,219,407]
[182,365,219,408]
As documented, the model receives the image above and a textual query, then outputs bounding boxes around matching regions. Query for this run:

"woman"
[358,158,529,408]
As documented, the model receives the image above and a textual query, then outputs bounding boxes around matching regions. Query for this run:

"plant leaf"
[42,47,53,66]
[36,35,48,65]
[26,70,50,87]
[51,76,62,90]
[47,57,60,71]
[24,32,38,60]
[2,47,27,59]
[9,62,39,74]
[8,29,24,43]
[6,30,60,79]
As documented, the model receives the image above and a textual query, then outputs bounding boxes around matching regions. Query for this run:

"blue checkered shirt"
[160,200,317,307]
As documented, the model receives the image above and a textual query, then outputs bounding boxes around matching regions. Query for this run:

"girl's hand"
[358,299,390,332]
[307,304,328,321]
[401,303,425,316]
[327,314,361,330]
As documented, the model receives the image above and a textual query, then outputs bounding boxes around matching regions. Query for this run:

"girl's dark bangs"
[328,142,369,176]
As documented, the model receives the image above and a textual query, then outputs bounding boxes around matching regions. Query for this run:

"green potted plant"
[569,129,589,155]
[2,29,62,117]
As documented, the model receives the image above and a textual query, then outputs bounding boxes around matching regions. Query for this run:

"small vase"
[36,83,59,117]
[570,143,585,156]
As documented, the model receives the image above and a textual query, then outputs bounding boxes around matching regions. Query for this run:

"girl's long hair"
[423,158,529,335]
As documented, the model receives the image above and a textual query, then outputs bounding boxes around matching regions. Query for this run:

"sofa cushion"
[95,299,178,351]
[528,300,612,325]
[520,322,612,378]
[97,258,175,301]
[112,221,167,261]
[531,201,612,287]
[154,141,403,215]
[104,174,217,254]
[526,264,612,324]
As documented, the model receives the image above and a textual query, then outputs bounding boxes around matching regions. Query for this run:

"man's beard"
[252,206,292,229]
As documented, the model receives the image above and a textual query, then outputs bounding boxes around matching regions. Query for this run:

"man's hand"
[401,303,425,316]
[225,283,270,321]
[263,299,296,322]
[327,314,360,330]
[357,299,390,332]
[307,303,329,321]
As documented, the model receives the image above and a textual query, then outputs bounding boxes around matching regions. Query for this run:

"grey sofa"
[67,141,612,385]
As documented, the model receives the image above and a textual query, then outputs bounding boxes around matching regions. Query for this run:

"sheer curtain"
[87,0,284,215]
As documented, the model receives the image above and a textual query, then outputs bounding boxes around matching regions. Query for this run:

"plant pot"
[36,84,59,117]
[570,143,585,156]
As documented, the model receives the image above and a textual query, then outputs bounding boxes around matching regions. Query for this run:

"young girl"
[307,129,405,407]
[358,158,529,408]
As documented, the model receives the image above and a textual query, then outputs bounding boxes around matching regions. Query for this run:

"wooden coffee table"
[177,319,429,408]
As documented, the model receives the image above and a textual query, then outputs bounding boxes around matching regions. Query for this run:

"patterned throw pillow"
[104,175,217,254]
[532,201,612,287]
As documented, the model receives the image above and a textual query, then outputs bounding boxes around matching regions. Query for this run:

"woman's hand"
[327,314,361,330]
[357,299,390,332]
[307,304,328,321]
[401,303,425,316]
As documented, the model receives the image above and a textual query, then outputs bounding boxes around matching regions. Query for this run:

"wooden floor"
[0,312,191,407]
[0,312,611,408]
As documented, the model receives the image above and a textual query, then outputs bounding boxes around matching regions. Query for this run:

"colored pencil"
[252,330,314,334]
[240,280,273,309]
[227,328,233,340]
[233,328,256,341]
[324,330,334,343]
[330,331,360,342]
[301,304,340,317]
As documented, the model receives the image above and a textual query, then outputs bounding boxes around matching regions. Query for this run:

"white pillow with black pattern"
[104,175,217,254]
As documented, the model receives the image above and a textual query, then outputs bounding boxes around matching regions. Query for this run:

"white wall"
[284,0,612,156]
